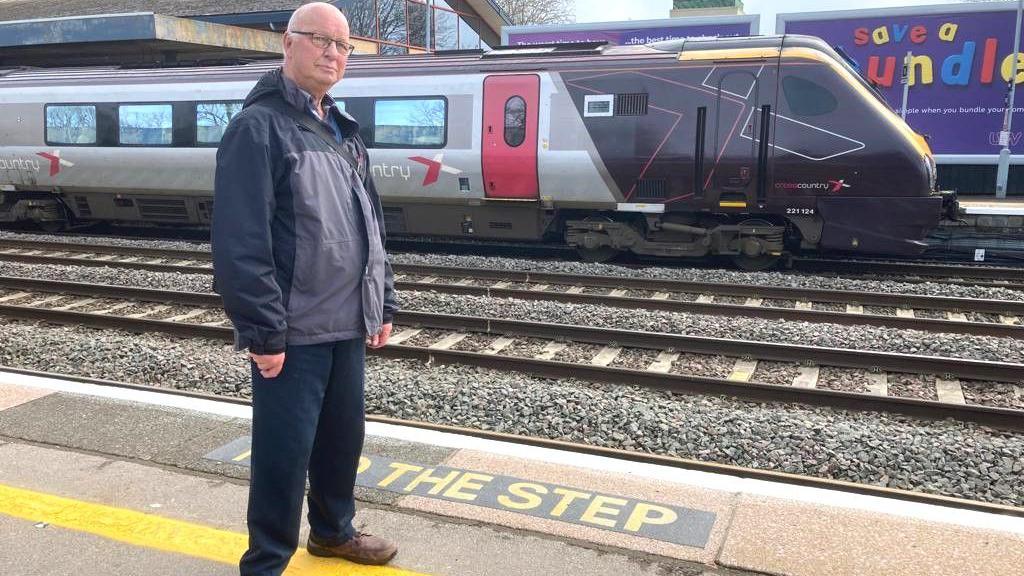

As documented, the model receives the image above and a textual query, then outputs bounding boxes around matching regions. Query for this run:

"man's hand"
[367,322,392,349]
[250,352,286,379]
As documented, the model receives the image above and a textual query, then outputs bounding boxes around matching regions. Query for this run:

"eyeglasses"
[289,30,355,55]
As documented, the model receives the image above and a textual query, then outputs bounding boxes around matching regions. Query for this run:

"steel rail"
[0,252,212,274]
[2,272,1015,350]
[1,364,1021,518]
[2,247,1023,317]
[1,277,1023,382]
[792,257,1024,282]
[4,237,1024,286]
[0,238,211,261]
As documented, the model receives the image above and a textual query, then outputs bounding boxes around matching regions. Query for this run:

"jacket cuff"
[234,329,287,355]
[248,344,286,355]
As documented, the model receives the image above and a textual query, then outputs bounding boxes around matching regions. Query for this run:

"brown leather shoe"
[307,532,398,565]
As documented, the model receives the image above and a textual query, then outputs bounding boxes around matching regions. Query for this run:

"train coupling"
[938,189,960,221]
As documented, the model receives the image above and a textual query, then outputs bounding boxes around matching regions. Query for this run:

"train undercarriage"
[564,213,790,270]
[0,188,970,271]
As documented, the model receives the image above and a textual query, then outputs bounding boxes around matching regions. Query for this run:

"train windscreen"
[830,45,897,114]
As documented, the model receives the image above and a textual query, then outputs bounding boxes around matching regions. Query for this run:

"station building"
[0,0,507,66]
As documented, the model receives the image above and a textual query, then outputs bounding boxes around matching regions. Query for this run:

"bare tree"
[409,99,445,127]
[47,106,94,144]
[197,103,242,128]
[496,0,575,25]
[335,0,377,38]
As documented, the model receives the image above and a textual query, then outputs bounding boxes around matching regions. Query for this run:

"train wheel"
[731,253,780,271]
[37,220,68,233]
[576,245,621,263]
[732,218,781,271]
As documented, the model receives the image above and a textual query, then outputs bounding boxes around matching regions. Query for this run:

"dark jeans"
[239,338,366,576]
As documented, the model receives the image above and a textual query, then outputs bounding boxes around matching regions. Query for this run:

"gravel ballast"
[0,320,1020,508]
[0,262,212,293]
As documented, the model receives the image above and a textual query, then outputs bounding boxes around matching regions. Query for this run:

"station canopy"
[0,1,508,67]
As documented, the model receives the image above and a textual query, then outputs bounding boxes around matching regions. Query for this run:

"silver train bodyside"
[0,36,947,266]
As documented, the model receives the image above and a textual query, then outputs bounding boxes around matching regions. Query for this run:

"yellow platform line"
[0,483,427,576]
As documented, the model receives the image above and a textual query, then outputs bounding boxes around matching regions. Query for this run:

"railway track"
[791,256,1024,283]
[4,236,1024,284]
[1,277,1022,431]
[2,239,1023,339]
[2,364,1021,520]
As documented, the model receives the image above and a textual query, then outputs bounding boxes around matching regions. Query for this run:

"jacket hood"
[244,68,286,108]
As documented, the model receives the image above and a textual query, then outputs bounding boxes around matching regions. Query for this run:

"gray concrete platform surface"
[0,373,1022,576]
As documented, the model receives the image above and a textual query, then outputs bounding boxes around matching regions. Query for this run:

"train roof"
[0,34,843,87]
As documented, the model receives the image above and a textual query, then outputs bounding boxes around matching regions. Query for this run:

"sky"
[575,1,1001,34]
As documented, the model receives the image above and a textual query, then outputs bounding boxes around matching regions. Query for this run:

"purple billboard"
[503,16,758,47]
[779,4,1024,160]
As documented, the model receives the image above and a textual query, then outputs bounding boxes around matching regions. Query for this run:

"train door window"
[782,76,837,117]
[45,105,97,145]
[196,101,243,145]
[373,98,447,147]
[118,104,172,145]
[504,96,526,147]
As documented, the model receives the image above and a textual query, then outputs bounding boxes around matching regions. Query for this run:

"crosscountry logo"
[36,150,74,177]
[408,154,461,186]
[827,179,851,193]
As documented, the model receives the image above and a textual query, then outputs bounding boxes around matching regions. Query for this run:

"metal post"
[996,0,1024,198]
[901,51,912,120]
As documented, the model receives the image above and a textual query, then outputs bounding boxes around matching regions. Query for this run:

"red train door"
[482,74,540,199]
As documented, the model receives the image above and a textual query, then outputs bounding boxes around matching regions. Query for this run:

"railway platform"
[0,370,1021,576]
[958,196,1024,217]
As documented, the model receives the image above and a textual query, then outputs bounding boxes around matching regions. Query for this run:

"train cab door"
[482,74,540,199]
[707,59,778,210]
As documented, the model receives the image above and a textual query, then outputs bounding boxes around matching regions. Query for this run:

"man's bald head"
[282,2,351,101]
[287,2,345,34]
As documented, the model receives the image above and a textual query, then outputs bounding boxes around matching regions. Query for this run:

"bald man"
[212,3,398,573]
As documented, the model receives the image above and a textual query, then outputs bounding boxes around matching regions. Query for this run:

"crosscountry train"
[0,35,954,268]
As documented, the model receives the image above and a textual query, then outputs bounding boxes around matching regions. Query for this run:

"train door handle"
[489,181,495,190]
[488,125,493,134]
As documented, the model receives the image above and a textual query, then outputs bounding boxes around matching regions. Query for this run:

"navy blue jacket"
[212,68,397,355]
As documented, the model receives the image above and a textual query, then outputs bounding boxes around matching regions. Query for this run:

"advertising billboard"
[778,3,1024,163]
[502,16,759,47]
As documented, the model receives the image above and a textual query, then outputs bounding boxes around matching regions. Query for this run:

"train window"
[119,104,172,145]
[196,102,243,144]
[45,105,97,145]
[373,98,446,147]
[782,76,838,117]
[504,96,526,147]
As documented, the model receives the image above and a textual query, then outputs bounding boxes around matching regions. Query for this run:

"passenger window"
[373,98,446,147]
[782,76,837,117]
[46,105,97,144]
[504,96,526,147]
[196,101,243,144]
[119,104,172,145]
